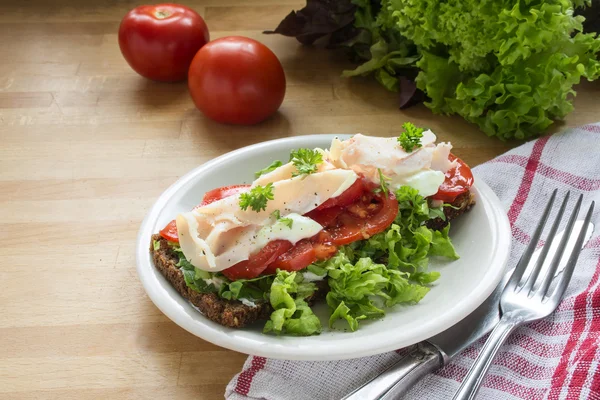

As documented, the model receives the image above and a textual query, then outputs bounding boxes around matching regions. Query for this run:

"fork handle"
[341,342,443,400]
[452,315,520,400]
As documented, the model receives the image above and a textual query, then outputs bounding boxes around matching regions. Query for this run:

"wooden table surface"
[1,0,599,399]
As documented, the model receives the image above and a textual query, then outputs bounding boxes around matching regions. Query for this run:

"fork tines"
[508,189,595,301]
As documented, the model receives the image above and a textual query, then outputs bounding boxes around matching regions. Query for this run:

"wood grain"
[1,0,599,399]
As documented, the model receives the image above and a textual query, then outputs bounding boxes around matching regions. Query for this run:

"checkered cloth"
[226,124,600,400]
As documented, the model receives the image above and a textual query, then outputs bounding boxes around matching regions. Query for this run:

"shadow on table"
[130,78,191,109]
[181,108,293,151]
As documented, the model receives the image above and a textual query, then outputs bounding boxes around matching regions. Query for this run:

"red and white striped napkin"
[226,124,600,400]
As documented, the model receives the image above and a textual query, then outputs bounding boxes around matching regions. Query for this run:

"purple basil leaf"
[264,0,358,45]
[398,77,426,109]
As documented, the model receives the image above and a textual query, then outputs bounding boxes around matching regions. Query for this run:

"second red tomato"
[188,36,286,125]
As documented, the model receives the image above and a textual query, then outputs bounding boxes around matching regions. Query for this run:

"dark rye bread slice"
[151,234,271,328]
[426,190,476,231]
[151,234,328,328]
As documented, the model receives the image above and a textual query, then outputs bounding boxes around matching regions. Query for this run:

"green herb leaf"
[279,217,293,228]
[289,148,323,176]
[375,168,390,196]
[255,160,283,178]
[152,239,160,251]
[271,209,281,220]
[397,122,424,152]
[239,183,274,212]
[428,206,446,221]
[270,209,292,228]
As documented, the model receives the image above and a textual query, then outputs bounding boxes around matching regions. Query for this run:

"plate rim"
[136,134,511,361]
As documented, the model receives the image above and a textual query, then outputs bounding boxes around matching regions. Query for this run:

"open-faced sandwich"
[151,123,475,336]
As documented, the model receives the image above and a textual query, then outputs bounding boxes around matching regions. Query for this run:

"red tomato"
[312,242,338,260]
[118,4,209,82]
[159,184,250,242]
[316,178,366,210]
[305,206,343,228]
[431,154,474,202]
[197,184,250,207]
[188,36,286,125]
[222,240,292,280]
[263,240,316,275]
[159,219,179,242]
[329,192,399,246]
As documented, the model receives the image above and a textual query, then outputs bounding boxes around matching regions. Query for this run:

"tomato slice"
[197,184,251,207]
[159,184,251,243]
[316,178,366,210]
[431,154,474,203]
[159,220,179,242]
[312,242,338,260]
[263,240,317,275]
[222,240,293,280]
[329,192,399,246]
[305,206,343,228]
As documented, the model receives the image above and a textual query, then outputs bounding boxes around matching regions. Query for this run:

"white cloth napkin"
[226,124,600,400]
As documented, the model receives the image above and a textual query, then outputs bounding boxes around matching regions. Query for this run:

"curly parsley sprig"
[239,183,274,212]
[290,148,323,177]
[398,122,425,152]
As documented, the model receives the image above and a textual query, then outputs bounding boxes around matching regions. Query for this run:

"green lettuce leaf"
[271,0,600,139]
[329,301,366,331]
[323,254,432,331]
[175,254,219,294]
[317,185,459,331]
[411,271,441,285]
[170,242,274,300]
[430,225,460,259]
[219,274,275,302]
[342,0,419,93]
[263,270,321,336]
[385,269,430,306]
[396,0,600,139]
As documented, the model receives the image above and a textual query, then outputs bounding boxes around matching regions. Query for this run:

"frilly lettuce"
[269,0,600,139]
[264,270,322,336]
[319,186,457,331]
[386,0,600,139]
[324,254,430,330]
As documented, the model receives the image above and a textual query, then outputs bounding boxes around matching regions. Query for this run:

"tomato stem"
[154,10,171,19]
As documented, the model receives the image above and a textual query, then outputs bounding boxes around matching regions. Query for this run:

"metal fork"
[452,190,595,400]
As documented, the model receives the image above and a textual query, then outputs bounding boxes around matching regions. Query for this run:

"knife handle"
[341,341,444,400]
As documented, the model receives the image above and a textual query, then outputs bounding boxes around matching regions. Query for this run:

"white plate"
[136,135,511,361]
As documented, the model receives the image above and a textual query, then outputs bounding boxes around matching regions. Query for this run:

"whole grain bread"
[151,234,328,328]
[426,190,475,231]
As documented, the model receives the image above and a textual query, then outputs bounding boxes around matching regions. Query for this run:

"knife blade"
[342,220,594,400]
